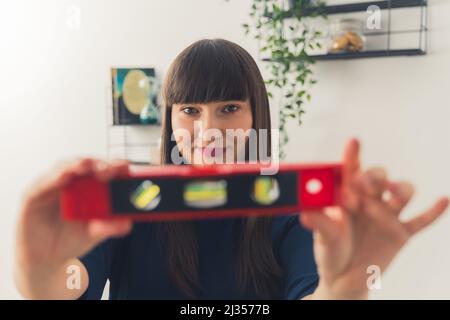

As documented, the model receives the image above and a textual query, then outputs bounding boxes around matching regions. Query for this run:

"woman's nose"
[195,114,223,144]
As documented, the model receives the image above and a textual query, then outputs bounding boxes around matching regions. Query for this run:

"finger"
[342,170,382,215]
[355,168,387,199]
[404,197,449,236]
[300,211,341,244]
[67,158,97,176]
[342,138,361,185]
[385,181,414,213]
[341,138,361,213]
[358,193,397,225]
[25,158,96,202]
[88,219,133,241]
[94,159,130,182]
[341,179,360,214]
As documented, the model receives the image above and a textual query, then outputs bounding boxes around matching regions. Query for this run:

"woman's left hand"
[300,138,449,299]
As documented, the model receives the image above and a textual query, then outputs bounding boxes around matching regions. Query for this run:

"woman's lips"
[196,146,230,157]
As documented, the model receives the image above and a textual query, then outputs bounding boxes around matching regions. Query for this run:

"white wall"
[285,0,450,299]
[0,0,449,299]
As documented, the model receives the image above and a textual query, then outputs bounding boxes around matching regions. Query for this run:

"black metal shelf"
[311,48,425,60]
[106,107,161,164]
[283,0,427,18]
[262,0,428,61]
[262,48,425,61]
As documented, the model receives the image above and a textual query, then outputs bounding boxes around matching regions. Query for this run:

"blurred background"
[0,0,449,299]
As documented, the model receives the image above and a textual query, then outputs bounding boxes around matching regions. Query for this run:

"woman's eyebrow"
[176,100,248,107]
[176,103,200,107]
[217,100,248,105]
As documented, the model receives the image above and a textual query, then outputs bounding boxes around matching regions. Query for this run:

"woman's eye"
[182,107,199,115]
[222,105,239,113]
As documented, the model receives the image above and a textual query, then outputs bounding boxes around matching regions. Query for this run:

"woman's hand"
[300,139,449,299]
[15,158,132,299]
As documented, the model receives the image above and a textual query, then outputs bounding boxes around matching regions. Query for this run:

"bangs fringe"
[163,39,252,105]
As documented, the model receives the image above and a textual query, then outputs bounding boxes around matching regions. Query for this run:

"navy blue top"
[79,214,318,300]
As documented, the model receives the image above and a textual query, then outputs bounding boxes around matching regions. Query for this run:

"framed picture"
[111,68,160,125]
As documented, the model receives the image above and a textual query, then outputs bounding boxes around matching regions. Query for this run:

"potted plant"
[242,0,326,158]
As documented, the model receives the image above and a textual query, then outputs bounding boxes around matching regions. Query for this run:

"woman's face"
[171,100,253,165]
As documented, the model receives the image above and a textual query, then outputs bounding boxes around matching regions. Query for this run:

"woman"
[15,39,449,299]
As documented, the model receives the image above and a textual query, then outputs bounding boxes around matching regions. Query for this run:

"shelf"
[282,0,427,18]
[311,48,426,60]
[261,1,428,61]
[361,28,427,37]
[263,48,425,61]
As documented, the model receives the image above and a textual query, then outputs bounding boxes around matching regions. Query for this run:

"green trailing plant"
[241,0,326,158]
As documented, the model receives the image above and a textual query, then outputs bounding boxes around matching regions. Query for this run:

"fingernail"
[398,183,414,198]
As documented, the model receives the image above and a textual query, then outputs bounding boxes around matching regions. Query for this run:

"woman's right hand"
[15,158,132,299]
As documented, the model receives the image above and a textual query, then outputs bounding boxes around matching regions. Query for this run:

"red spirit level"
[61,163,342,221]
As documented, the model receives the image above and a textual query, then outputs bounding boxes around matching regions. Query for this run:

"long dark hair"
[158,39,282,299]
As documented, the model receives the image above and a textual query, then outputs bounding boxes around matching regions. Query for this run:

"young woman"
[15,39,449,300]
